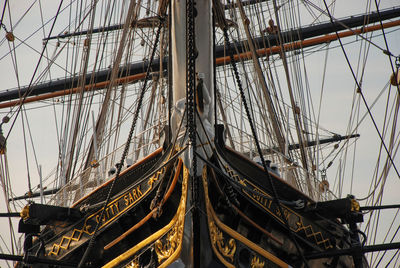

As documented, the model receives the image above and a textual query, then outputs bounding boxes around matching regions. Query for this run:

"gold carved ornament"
[225,165,333,250]
[153,165,188,267]
[102,160,187,268]
[202,167,237,267]
[209,221,236,262]
[295,219,333,250]
[123,258,139,268]
[154,214,184,263]
[48,167,165,257]
[251,255,265,268]
[202,166,289,268]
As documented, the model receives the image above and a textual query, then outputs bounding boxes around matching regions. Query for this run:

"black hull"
[17,139,368,267]
[201,138,366,267]
[19,146,186,267]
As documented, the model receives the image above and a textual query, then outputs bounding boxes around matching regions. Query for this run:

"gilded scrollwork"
[103,161,187,268]
[48,167,166,257]
[154,165,188,266]
[202,166,289,268]
[251,255,265,268]
[209,221,236,262]
[202,167,236,267]
[123,257,139,268]
[296,219,332,249]
[224,165,334,250]
[154,219,182,263]
[148,168,164,187]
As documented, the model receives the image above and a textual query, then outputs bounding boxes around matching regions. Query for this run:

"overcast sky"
[0,0,399,266]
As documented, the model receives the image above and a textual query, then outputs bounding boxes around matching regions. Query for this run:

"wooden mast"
[1,18,399,109]
[171,0,214,156]
[236,0,286,153]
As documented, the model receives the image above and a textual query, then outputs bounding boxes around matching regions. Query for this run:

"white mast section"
[171,0,214,172]
[171,0,186,105]
[195,0,214,125]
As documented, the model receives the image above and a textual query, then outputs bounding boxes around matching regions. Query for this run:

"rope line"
[77,13,164,268]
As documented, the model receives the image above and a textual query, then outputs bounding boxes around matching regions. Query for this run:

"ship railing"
[223,123,337,202]
[47,123,164,207]
[48,120,337,206]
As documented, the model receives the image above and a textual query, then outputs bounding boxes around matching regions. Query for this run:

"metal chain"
[186,0,200,266]
[222,26,310,268]
[187,0,196,173]
[77,16,165,268]
[186,0,196,194]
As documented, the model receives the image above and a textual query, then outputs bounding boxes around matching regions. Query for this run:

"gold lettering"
[284,209,291,221]
[254,194,260,202]
[115,202,120,213]
[109,204,115,214]
[252,189,260,201]
[275,208,281,217]
[263,197,268,207]
[87,182,150,233]
[132,189,138,200]
[85,224,92,233]
[137,185,142,196]
[129,193,134,203]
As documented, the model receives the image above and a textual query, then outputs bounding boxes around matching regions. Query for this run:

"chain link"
[222,25,310,267]
[77,16,165,268]
[186,0,197,181]
[0,23,7,31]
[186,1,201,266]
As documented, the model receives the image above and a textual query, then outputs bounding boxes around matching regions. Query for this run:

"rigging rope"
[77,12,165,268]
[21,111,32,195]
[321,0,400,182]
[303,0,390,53]
[321,1,400,265]
[4,0,65,143]
[374,0,400,95]
[0,0,8,27]
[221,22,310,267]
[186,0,201,266]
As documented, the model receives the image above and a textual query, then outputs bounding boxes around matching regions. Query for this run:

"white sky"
[0,0,399,267]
